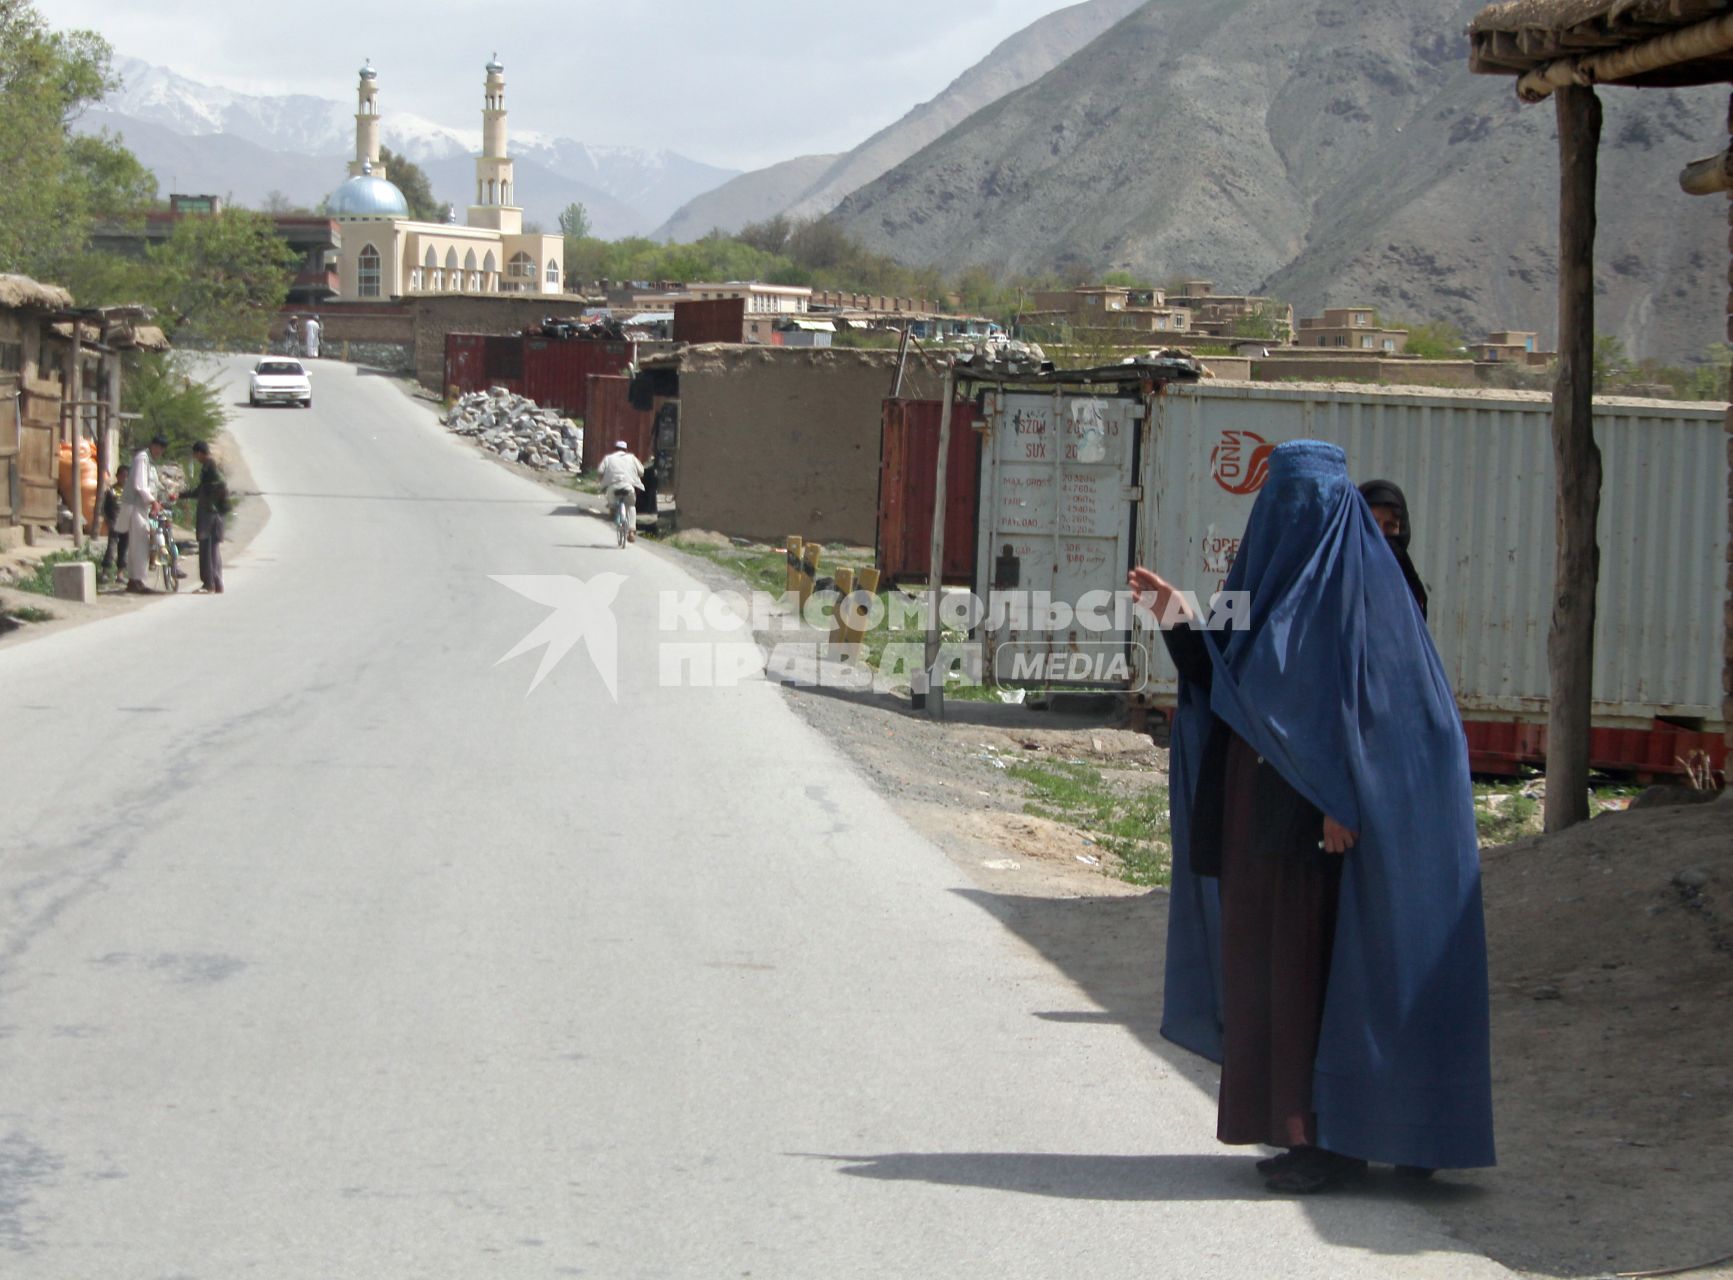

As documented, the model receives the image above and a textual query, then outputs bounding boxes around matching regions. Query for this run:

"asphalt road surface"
[0,359,1511,1278]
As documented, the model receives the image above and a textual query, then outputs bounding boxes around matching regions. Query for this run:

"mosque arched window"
[465,249,479,292]
[508,251,534,283]
[357,244,381,298]
[546,259,560,289]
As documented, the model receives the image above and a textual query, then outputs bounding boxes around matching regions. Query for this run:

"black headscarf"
[1359,479,1428,619]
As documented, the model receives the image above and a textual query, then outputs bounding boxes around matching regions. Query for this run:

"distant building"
[1474,330,1554,367]
[1297,306,1408,353]
[1173,281,1295,343]
[635,282,813,315]
[1024,285,1194,336]
[324,58,564,301]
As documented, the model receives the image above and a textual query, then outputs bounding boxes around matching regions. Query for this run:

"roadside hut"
[1467,0,1733,826]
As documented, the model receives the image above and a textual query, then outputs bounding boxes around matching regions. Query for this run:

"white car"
[250,358,312,408]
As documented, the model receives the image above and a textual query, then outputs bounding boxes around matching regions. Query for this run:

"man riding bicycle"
[597,440,645,544]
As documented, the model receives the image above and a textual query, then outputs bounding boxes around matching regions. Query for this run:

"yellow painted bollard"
[785,536,805,597]
[829,567,855,648]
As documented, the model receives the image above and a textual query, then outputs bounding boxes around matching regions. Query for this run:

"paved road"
[0,359,1509,1277]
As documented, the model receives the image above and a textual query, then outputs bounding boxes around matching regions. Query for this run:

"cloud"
[41,0,1084,168]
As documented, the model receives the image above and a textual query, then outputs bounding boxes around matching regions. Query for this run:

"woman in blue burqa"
[1129,439,1494,1194]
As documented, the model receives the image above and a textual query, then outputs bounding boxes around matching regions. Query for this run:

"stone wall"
[670,346,945,545]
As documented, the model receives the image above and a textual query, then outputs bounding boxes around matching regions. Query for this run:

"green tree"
[1592,334,1631,392]
[0,1,128,276]
[558,202,591,239]
[377,145,442,222]
[147,209,298,350]
[121,351,227,459]
[1229,305,1289,342]
[737,215,791,256]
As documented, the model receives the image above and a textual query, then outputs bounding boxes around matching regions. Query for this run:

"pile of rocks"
[443,388,583,472]
[953,336,1050,376]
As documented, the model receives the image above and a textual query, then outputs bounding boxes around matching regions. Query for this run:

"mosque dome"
[328,170,409,218]
[360,60,378,81]
[486,53,504,74]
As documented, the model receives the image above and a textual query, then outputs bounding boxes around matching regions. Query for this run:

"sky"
[37,1,1087,170]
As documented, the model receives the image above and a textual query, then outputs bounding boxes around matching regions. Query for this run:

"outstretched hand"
[1128,566,1193,628]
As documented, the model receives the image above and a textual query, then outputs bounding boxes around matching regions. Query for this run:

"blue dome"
[486,53,504,74]
[328,173,409,218]
[359,60,378,81]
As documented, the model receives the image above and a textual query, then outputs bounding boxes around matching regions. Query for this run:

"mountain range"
[82,57,739,237]
[823,0,1723,361]
[654,0,1148,240]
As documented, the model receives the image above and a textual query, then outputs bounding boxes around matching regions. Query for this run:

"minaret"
[467,54,521,234]
[348,60,387,180]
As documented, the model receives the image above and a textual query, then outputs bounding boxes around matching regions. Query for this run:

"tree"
[1592,333,1630,391]
[737,215,791,256]
[377,145,443,222]
[1400,319,1466,361]
[0,1,128,276]
[147,209,298,351]
[261,190,308,214]
[558,202,591,239]
[1229,305,1290,342]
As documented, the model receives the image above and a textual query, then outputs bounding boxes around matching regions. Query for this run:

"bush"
[121,352,228,465]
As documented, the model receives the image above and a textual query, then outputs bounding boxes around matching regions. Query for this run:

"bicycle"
[611,487,634,548]
[148,506,182,593]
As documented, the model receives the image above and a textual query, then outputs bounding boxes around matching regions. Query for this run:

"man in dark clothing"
[185,441,229,594]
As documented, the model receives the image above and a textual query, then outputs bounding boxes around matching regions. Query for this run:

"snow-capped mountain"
[94,57,738,235]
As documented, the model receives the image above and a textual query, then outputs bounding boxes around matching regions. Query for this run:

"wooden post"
[68,321,83,546]
[1546,85,1603,832]
[785,535,804,598]
[800,542,821,613]
[921,365,957,717]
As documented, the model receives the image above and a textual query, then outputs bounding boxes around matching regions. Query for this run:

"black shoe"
[1256,1148,1306,1176]
[1265,1147,1367,1195]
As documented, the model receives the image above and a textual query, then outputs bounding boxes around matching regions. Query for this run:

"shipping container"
[877,398,981,585]
[442,333,523,399]
[522,338,636,416]
[584,375,661,473]
[973,384,1147,688]
[1135,383,1727,731]
[673,297,747,346]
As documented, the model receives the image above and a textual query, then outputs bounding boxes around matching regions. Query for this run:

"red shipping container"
[444,333,488,397]
[878,397,981,586]
[672,297,747,345]
[583,375,660,473]
[522,338,636,416]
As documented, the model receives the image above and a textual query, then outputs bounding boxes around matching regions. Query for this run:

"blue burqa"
[1160,440,1495,1170]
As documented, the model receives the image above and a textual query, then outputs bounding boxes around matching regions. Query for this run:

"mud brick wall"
[671,346,944,546]
[280,303,414,353]
[411,295,588,392]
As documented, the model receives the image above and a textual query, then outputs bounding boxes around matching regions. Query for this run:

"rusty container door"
[876,397,981,586]
[523,339,636,415]
[583,375,658,472]
[672,298,747,345]
[0,378,18,525]
[444,333,488,397]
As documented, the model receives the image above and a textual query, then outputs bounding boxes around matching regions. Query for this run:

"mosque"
[326,57,564,300]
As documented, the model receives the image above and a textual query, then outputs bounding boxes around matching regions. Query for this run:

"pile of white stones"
[443,387,583,472]
[952,336,1049,375]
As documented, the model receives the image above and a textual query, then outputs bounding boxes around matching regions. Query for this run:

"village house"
[324,58,564,301]
[1173,280,1296,342]
[634,282,813,315]
[1023,285,1195,337]
[1297,306,1410,353]
[1,274,166,543]
[1474,329,1556,367]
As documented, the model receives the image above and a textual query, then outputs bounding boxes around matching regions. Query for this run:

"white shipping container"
[1134,382,1728,728]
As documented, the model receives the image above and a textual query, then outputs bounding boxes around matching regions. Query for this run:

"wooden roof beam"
[1514,9,1733,98]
